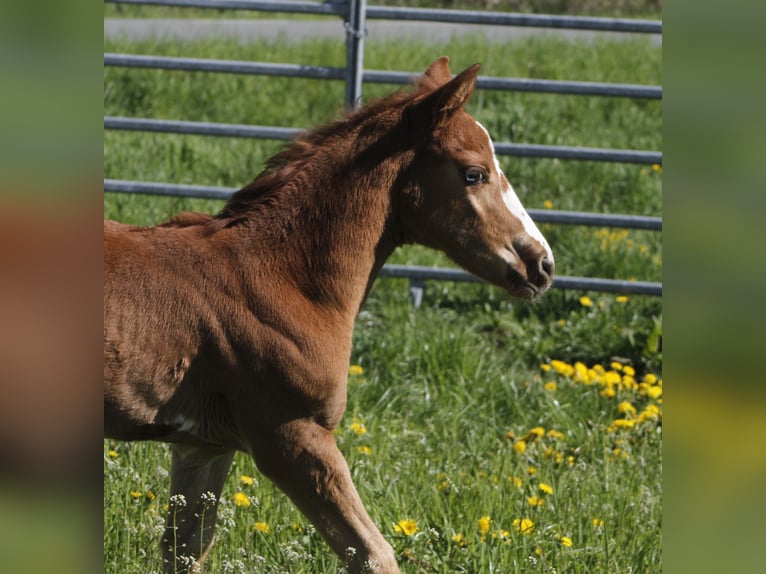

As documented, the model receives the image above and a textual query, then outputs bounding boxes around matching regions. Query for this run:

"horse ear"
[419,56,453,90]
[412,62,481,130]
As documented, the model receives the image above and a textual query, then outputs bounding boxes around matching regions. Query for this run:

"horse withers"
[104,57,553,574]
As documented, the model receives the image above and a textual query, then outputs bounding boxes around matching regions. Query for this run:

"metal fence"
[104,0,662,300]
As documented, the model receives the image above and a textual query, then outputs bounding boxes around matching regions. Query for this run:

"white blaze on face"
[475,121,554,263]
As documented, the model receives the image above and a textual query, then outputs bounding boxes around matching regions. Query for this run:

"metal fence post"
[344,0,366,109]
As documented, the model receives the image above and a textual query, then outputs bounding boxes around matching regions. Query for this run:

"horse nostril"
[540,256,554,278]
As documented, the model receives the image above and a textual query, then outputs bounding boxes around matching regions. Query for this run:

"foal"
[104,57,553,573]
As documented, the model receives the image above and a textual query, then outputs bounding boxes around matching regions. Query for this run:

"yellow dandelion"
[356,445,372,455]
[579,295,593,307]
[609,361,624,372]
[253,522,269,534]
[544,381,557,392]
[540,363,552,372]
[609,419,636,432]
[349,418,367,435]
[599,387,616,399]
[574,361,591,383]
[511,475,523,488]
[493,529,511,540]
[534,546,543,556]
[146,490,156,501]
[240,475,254,486]
[616,295,629,303]
[527,466,537,476]
[538,482,554,495]
[505,429,516,440]
[451,532,467,547]
[557,535,573,547]
[394,519,418,537]
[622,365,635,377]
[617,401,637,416]
[527,496,544,507]
[512,517,535,535]
[129,490,143,500]
[592,517,605,529]
[643,373,658,385]
[233,492,251,507]
[547,429,564,440]
[513,440,527,454]
[550,359,574,376]
[647,386,663,399]
[543,199,554,209]
[107,449,119,458]
[652,163,662,173]
[478,515,491,537]
[348,364,364,376]
[528,426,546,439]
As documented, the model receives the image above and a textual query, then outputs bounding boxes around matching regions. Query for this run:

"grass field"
[104,33,662,573]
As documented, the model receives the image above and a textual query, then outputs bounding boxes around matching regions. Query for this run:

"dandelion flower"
[539,483,554,495]
[527,496,544,507]
[253,522,269,533]
[616,295,629,303]
[592,517,605,529]
[579,295,593,307]
[551,359,574,376]
[478,515,491,537]
[512,518,535,535]
[527,466,537,476]
[617,401,637,416]
[240,475,254,486]
[348,365,364,376]
[543,200,554,209]
[513,440,527,454]
[129,491,143,500]
[547,429,564,440]
[394,519,418,537]
[557,535,573,547]
[233,492,251,507]
[107,449,119,458]
[356,446,372,455]
[349,418,367,435]
[511,476,523,488]
[544,381,557,392]
[528,427,546,439]
[451,532,467,547]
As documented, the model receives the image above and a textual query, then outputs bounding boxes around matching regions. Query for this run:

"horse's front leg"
[161,443,235,574]
[248,418,400,574]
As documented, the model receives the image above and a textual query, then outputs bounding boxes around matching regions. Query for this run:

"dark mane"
[210,86,423,230]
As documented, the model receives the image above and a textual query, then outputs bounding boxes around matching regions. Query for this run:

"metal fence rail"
[107,0,662,34]
[104,0,662,297]
[104,178,662,231]
[104,53,662,100]
[105,116,662,165]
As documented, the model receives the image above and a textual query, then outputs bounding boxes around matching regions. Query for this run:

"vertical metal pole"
[344,0,366,109]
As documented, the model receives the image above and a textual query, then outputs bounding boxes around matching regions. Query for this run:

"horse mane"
[208,84,426,232]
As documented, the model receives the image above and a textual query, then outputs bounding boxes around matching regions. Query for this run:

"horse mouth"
[506,267,552,301]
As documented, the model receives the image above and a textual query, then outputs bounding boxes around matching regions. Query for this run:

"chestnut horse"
[104,57,554,573]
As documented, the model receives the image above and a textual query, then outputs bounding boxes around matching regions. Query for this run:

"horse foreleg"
[249,419,400,574]
[161,444,235,574]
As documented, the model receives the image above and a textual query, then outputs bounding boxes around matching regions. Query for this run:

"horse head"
[399,57,554,300]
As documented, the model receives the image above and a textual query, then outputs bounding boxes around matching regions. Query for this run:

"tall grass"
[104,33,661,573]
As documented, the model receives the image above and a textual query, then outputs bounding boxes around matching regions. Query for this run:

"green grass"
[104,34,662,573]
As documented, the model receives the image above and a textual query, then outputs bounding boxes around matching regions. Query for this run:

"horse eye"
[464,168,487,186]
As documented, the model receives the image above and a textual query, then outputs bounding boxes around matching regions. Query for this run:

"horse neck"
[230,125,409,318]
